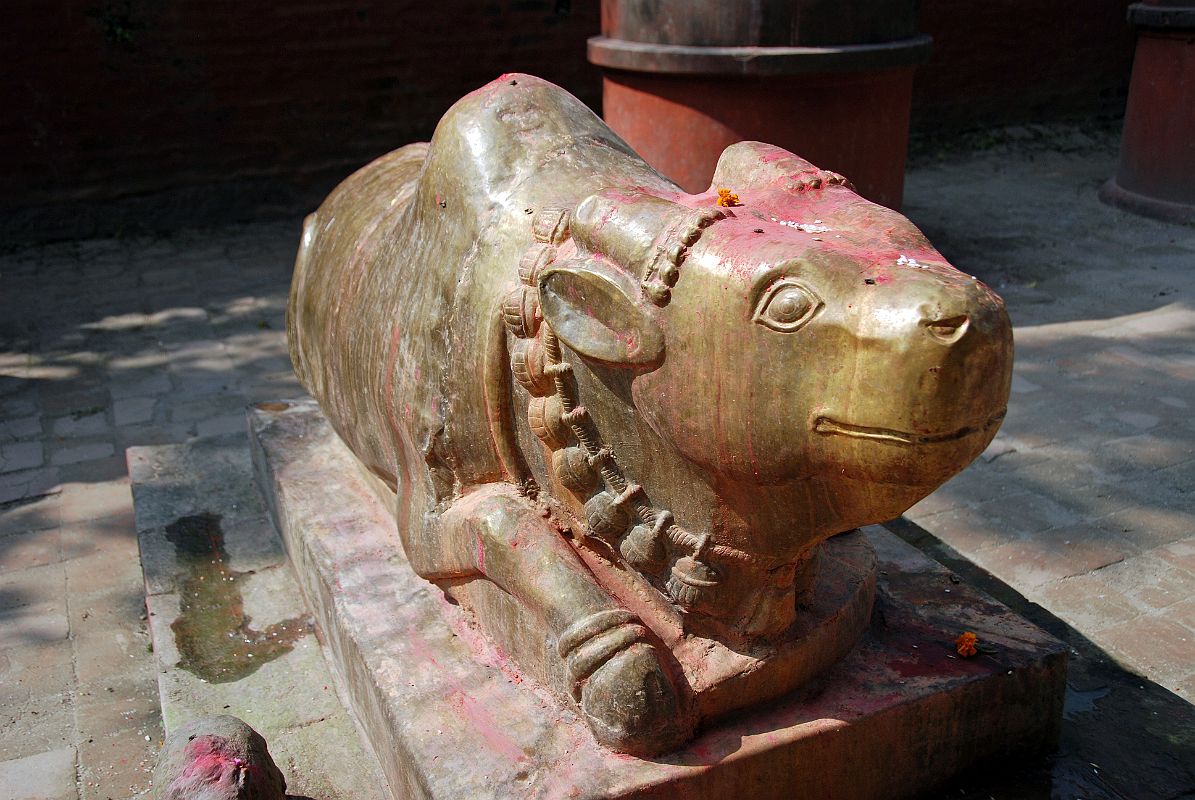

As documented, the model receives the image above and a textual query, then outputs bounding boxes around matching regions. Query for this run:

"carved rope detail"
[639,207,726,308]
[786,169,854,194]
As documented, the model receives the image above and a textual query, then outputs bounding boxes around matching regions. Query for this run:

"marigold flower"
[955,631,978,657]
[716,188,741,207]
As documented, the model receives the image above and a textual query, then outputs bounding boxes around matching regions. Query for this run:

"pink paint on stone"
[449,689,528,763]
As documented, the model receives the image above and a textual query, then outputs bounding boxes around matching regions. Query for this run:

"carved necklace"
[502,204,763,611]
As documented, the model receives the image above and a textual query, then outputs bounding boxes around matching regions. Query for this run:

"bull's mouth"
[814,409,1006,445]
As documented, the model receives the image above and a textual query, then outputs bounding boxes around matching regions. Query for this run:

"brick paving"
[0,128,1192,796]
[1,225,302,798]
[902,129,1195,701]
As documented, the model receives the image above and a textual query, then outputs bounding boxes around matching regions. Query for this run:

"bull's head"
[531,142,1012,634]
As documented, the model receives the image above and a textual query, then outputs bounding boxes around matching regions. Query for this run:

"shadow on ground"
[891,517,1195,800]
[0,221,306,637]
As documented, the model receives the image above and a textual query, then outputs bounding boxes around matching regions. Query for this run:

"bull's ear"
[538,259,664,368]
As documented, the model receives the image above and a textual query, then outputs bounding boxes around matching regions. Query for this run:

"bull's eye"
[754,280,821,332]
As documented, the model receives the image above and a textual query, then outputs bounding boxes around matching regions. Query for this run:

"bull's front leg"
[418,483,692,756]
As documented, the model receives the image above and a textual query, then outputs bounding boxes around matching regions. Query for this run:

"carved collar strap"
[638,206,726,307]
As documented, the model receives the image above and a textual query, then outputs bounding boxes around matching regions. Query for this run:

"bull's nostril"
[925,314,969,343]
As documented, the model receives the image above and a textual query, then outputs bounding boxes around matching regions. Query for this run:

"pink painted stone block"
[250,400,1066,800]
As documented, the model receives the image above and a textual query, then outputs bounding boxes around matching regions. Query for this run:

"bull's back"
[287,143,450,497]
[286,74,676,524]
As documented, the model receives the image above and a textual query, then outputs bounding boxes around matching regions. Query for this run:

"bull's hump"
[416,75,637,222]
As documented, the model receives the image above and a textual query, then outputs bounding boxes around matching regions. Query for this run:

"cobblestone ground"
[0,225,302,798]
[0,127,1192,797]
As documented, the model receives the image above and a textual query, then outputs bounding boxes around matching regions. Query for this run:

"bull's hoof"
[580,641,690,756]
[559,610,691,756]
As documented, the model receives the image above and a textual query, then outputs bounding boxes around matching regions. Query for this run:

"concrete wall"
[3,1,1135,242]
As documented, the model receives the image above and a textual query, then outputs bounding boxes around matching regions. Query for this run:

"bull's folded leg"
[424,484,692,756]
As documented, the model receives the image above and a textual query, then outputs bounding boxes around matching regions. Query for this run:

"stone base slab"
[250,399,1067,800]
[128,433,389,800]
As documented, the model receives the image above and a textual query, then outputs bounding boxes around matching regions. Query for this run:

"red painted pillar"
[588,0,931,209]
[1101,2,1195,224]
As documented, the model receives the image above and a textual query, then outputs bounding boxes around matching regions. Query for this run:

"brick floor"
[1,127,1192,797]
[0,222,302,798]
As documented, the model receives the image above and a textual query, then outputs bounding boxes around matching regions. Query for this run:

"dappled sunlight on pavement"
[903,139,1195,701]
[1,221,303,798]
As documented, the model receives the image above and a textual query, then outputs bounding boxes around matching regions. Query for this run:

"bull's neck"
[568,357,839,567]
[620,423,842,565]
[561,348,859,638]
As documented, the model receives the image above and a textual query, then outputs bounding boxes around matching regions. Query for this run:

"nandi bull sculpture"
[287,75,1012,756]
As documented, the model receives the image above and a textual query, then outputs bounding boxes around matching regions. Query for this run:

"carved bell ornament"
[666,536,722,609]
[553,446,599,494]
[519,243,557,286]
[511,338,553,397]
[502,286,541,339]
[527,395,570,450]
[620,523,667,574]
[585,491,632,541]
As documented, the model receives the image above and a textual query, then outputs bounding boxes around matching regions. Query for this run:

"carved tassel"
[584,484,640,542]
[584,493,630,541]
[518,243,556,286]
[502,286,540,339]
[528,395,570,450]
[511,338,552,396]
[667,534,720,609]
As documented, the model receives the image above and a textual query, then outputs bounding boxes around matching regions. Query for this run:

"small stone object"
[511,338,553,396]
[667,555,720,608]
[667,536,721,609]
[620,523,666,573]
[532,206,571,244]
[518,243,557,286]
[502,286,540,339]
[153,715,286,800]
[585,491,632,541]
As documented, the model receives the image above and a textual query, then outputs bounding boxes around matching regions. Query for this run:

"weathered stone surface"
[153,715,285,800]
[251,399,1067,800]
[0,747,77,800]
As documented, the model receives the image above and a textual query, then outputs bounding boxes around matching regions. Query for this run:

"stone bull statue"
[286,74,1012,756]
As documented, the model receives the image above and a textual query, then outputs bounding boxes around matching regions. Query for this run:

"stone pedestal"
[249,399,1066,800]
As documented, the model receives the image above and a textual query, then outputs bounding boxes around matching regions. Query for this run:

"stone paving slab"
[250,399,1067,800]
[129,434,388,800]
[0,747,78,800]
[902,136,1195,702]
